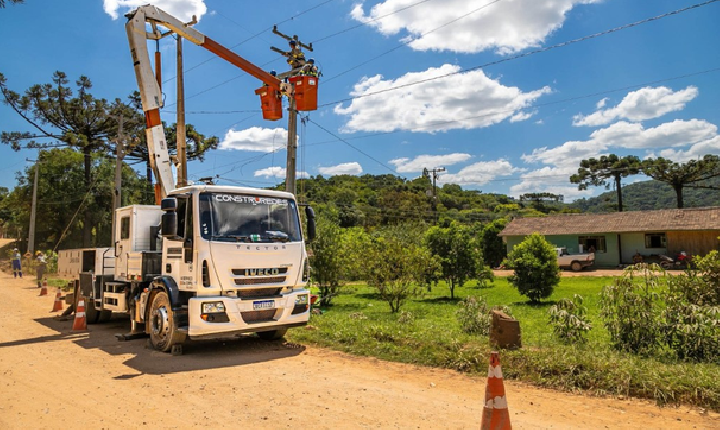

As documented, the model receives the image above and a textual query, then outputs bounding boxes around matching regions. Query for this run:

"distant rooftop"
[499,207,720,236]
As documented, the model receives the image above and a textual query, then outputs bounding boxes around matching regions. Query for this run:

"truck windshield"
[199,193,302,243]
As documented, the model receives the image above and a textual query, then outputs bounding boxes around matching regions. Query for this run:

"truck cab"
[554,247,595,272]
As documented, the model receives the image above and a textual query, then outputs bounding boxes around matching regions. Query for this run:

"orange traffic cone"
[39,279,48,296]
[52,288,63,312]
[72,297,87,331]
[480,351,512,430]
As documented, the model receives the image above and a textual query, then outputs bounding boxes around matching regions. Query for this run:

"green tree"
[641,155,720,209]
[570,155,641,212]
[309,216,347,305]
[363,225,439,312]
[0,148,150,250]
[1,71,120,246]
[425,221,481,299]
[507,233,560,302]
[481,218,509,268]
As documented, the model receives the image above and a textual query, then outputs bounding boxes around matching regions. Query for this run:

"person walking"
[35,251,47,287]
[12,248,22,278]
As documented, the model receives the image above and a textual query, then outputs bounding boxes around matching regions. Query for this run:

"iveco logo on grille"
[243,268,281,276]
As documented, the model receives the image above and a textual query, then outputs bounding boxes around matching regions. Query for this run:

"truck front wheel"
[570,261,583,272]
[257,329,287,340]
[149,291,179,352]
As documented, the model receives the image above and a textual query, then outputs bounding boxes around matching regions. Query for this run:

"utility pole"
[271,26,313,196]
[27,158,39,254]
[423,167,445,224]
[176,35,187,187]
[286,97,297,195]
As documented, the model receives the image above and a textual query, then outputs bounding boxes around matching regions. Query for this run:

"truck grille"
[234,276,286,286]
[241,309,277,322]
[236,288,282,298]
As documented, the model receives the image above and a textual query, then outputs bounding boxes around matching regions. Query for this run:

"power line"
[323,0,502,84]
[162,0,337,84]
[320,0,719,107]
[305,117,397,173]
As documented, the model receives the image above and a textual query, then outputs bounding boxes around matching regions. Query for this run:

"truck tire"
[149,291,181,352]
[257,329,287,340]
[570,261,583,272]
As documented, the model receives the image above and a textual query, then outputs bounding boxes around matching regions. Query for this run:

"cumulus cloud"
[389,153,472,173]
[219,127,287,153]
[335,65,550,133]
[318,162,364,176]
[103,0,207,22]
[253,166,309,179]
[351,0,600,54]
[440,159,525,186]
[573,86,699,127]
[523,119,717,165]
[508,166,586,199]
[653,136,720,163]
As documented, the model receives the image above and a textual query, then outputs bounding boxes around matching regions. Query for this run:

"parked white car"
[555,247,595,271]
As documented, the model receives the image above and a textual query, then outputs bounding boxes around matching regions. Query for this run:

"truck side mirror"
[161,197,178,211]
[305,206,316,243]
[161,212,178,238]
[161,197,179,238]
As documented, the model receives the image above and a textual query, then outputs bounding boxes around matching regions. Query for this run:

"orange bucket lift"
[255,86,283,121]
[288,76,318,111]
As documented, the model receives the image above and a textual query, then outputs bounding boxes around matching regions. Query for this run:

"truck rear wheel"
[257,329,287,340]
[149,291,179,352]
[570,261,583,272]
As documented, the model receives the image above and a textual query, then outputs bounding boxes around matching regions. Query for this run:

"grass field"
[288,276,720,411]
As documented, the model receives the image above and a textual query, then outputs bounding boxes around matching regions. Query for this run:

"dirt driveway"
[0,271,716,429]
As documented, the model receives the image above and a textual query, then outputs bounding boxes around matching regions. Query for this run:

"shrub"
[507,233,560,302]
[477,266,495,288]
[663,251,720,362]
[457,296,490,334]
[601,265,665,355]
[548,294,591,344]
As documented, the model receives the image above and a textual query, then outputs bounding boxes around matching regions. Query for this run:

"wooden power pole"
[27,158,39,254]
[176,35,187,188]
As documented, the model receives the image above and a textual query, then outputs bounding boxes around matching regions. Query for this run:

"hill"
[571,176,720,212]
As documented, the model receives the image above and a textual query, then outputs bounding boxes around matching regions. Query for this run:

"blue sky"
[1,0,718,201]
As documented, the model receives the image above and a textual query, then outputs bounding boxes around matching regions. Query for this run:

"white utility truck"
[555,247,595,272]
[58,5,316,354]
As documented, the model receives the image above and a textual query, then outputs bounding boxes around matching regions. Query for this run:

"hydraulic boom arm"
[125,5,283,199]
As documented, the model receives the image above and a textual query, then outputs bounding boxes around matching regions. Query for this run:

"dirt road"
[0,271,717,429]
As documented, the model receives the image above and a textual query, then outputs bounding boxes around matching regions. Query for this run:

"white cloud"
[508,166,585,199]
[596,97,608,109]
[654,136,720,163]
[351,0,600,54]
[335,65,550,133]
[253,166,309,179]
[573,86,699,127]
[318,162,364,176]
[103,0,207,22]
[523,119,717,165]
[219,127,287,153]
[389,153,472,173]
[441,159,525,186]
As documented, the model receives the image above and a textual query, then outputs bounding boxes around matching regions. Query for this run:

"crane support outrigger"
[57,5,317,355]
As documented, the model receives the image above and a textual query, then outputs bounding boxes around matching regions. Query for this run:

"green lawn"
[288,276,720,411]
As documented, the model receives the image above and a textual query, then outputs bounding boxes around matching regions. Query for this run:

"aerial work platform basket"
[255,86,283,121]
[289,76,318,111]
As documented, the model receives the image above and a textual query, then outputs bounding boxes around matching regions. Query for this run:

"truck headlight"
[202,301,226,313]
[295,294,308,306]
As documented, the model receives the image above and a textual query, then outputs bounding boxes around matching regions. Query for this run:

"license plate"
[253,300,274,310]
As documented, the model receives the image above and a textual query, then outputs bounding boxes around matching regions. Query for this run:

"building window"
[120,217,130,240]
[645,232,666,249]
[578,236,606,253]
